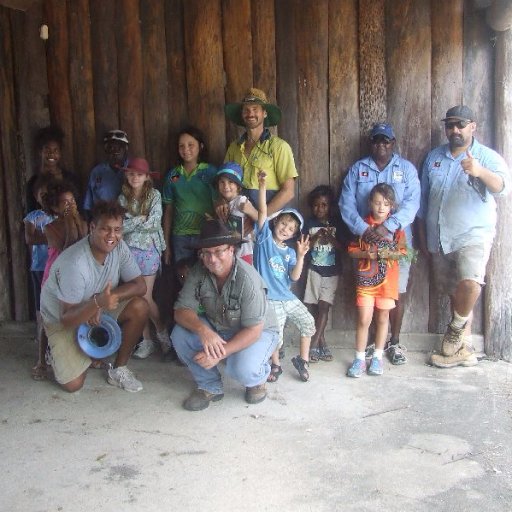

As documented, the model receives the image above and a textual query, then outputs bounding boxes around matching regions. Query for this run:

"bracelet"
[93,293,101,309]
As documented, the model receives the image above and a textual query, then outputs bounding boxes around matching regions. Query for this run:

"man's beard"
[449,134,465,148]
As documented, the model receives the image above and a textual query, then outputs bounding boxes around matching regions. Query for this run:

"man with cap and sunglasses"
[340,123,421,366]
[171,219,280,411]
[84,130,130,219]
[224,88,298,215]
[418,105,510,368]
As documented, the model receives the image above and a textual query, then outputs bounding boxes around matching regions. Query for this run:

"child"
[162,126,216,265]
[23,176,54,380]
[42,180,88,285]
[303,185,347,362]
[214,161,257,264]
[118,157,169,358]
[253,171,315,382]
[347,183,406,377]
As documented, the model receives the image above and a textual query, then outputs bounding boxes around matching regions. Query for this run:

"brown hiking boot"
[441,324,465,356]
[431,344,478,369]
[245,384,267,404]
[183,388,224,411]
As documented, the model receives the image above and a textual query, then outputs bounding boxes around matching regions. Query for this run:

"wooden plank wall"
[0,0,498,333]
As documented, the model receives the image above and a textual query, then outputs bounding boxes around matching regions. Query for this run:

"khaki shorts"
[303,269,339,305]
[44,300,129,385]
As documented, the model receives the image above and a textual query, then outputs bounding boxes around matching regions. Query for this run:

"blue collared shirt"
[418,138,510,254]
[83,161,125,211]
[339,153,420,244]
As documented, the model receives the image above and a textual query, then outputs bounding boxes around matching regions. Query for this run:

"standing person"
[224,88,297,213]
[118,157,168,358]
[253,172,315,383]
[83,130,129,218]
[171,219,280,411]
[418,106,510,368]
[347,184,407,378]
[340,123,420,365]
[40,200,149,393]
[162,126,216,265]
[303,185,349,363]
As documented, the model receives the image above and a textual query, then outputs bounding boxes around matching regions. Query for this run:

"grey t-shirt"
[175,257,279,334]
[40,236,141,324]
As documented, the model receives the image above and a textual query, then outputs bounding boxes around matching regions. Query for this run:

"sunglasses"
[371,136,393,145]
[444,120,471,130]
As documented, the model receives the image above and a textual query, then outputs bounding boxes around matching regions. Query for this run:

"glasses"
[371,137,393,145]
[445,120,471,130]
[199,246,231,260]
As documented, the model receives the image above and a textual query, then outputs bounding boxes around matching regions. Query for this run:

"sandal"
[319,346,333,362]
[267,363,283,383]
[291,356,310,382]
[31,362,48,381]
[309,347,321,363]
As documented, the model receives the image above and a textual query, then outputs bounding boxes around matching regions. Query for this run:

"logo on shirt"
[360,171,369,177]
[434,161,441,168]
[392,170,404,183]
[269,256,286,277]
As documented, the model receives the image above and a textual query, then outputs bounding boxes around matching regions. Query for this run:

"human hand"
[461,149,482,178]
[362,226,380,244]
[367,247,378,260]
[240,200,258,220]
[296,234,310,257]
[193,351,221,370]
[257,170,267,186]
[215,201,229,223]
[163,247,172,266]
[87,308,102,326]
[96,281,119,311]
[373,224,391,239]
[198,327,227,359]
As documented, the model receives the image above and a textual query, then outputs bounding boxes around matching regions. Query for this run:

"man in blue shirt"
[340,123,420,365]
[83,130,129,218]
[418,105,510,368]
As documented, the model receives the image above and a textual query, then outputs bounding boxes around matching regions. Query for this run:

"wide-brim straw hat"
[224,88,282,127]
[190,219,248,249]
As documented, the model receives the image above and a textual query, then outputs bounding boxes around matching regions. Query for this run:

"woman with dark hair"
[161,126,217,264]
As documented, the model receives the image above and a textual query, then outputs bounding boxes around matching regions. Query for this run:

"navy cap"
[370,123,395,140]
[441,105,475,122]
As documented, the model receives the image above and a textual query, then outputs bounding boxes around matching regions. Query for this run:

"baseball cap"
[441,105,475,122]
[370,123,395,140]
[104,130,129,145]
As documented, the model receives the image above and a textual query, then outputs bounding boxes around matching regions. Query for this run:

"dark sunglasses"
[371,136,393,145]
[444,120,471,130]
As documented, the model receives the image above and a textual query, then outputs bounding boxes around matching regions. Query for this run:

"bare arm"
[24,220,47,245]
[266,178,295,216]
[462,149,504,193]
[162,204,173,265]
[257,172,268,229]
[290,234,310,281]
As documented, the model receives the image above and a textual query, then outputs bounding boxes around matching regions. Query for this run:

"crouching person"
[172,219,280,411]
[40,200,149,392]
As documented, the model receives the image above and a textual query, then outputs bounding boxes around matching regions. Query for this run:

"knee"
[61,373,86,393]
[126,297,150,321]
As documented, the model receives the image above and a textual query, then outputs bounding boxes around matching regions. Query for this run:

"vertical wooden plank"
[116,0,144,157]
[222,0,253,144]
[328,0,359,331]
[43,0,74,167]
[358,0,386,153]
[251,0,276,103]
[0,8,29,320]
[485,28,512,361]
[90,0,119,162]
[68,0,95,187]
[275,0,298,161]
[431,0,464,148]
[295,0,329,210]
[183,0,226,164]
[141,0,169,174]
[165,0,188,166]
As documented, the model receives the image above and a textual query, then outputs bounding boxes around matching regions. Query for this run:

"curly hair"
[121,179,153,216]
[90,200,126,225]
[42,179,78,215]
[368,183,397,208]
[35,125,64,152]
[177,126,208,164]
[307,185,336,208]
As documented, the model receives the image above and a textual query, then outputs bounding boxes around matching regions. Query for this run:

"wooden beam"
[486,0,512,31]
[0,0,38,11]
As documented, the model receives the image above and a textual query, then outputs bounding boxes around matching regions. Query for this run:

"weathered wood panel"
[222,0,253,145]
[183,0,226,164]
[90,0,119,162]
[116,0,144,157]
[141,0,169,174]
[485,27,512,361]
[68,0,95,186]
[43,0,74,167]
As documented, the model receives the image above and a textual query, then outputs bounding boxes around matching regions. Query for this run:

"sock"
[374,349,384,359]
[355,351,365,360]
[450,311,469,330]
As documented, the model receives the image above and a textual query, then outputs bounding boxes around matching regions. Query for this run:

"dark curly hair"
[35,125,64,152]
[177,126,208,164]
[307,185,336,208]
[90,200,126,225]
[42,179,79,215]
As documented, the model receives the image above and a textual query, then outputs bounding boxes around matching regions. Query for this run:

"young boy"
[253,171,315,382]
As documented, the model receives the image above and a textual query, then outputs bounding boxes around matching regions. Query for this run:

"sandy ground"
[1,322,511,512]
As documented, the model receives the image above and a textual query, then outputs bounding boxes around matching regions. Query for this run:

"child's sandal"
[309,347,321,363]
[319,346,333,362]
[267,363,283,383]
[291,356,310,382]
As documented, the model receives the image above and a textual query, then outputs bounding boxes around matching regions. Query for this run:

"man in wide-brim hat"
[223,87,298,215]
[171,219,280,411]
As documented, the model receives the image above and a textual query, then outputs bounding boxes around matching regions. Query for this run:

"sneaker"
[183,388,224,411]
[441,324,465,356]
[133,339,156,359]
[385,342,407,365]
[107,366,143,392]
[431,344,478,368]
[245,384,267,404]
[291,356,310,382]
[368,356,384,376]
[156,329,170,355]
[365,343,375,360]
[347,358,366,378]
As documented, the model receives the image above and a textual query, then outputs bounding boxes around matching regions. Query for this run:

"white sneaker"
[133,339,156,359]
[156,329,170,354]
[107,366,143,392]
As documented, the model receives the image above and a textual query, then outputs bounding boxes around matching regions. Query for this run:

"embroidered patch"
[392,170,404,183]
[434,161,441,168]
[361,171,369,177]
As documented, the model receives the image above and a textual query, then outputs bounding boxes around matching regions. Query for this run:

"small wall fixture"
[40,24,48,40]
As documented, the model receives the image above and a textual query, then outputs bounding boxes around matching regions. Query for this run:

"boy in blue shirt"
[253,171,315,382]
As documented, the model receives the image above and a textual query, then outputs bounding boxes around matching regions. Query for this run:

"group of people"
[23,87,510,411]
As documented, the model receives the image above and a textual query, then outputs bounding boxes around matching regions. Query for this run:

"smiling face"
[105,140,128,168]
[199,244,235,277]
[178,133,201,168]
[369,192,392,223]
[217,176,240,201]
[273,214,299,244]
[125,171,149,192]
[89,215,123,261]
[41,140,62,173]
[370,136,395,164]
[242,103,266,130]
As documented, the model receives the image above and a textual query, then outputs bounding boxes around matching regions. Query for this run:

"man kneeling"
[40,200,149,392]
[172,219,280,411]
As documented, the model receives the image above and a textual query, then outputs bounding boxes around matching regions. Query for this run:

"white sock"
[374,349,384,359]
[451,311,469,330]
[355,351,366,360]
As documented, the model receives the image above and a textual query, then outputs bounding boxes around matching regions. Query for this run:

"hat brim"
[214,172,244,189]
[225,103,281,127]
[188,234,248,250]
[441,116,473,122]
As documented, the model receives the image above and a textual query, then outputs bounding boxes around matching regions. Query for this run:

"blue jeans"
[171,318,279,394]
[172,234,199,263]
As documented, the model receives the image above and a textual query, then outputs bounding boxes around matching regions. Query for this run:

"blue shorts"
[129,246,161,276]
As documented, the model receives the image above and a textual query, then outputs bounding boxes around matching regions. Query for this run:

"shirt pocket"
[223,304,242,329]
[356,172,375,185]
